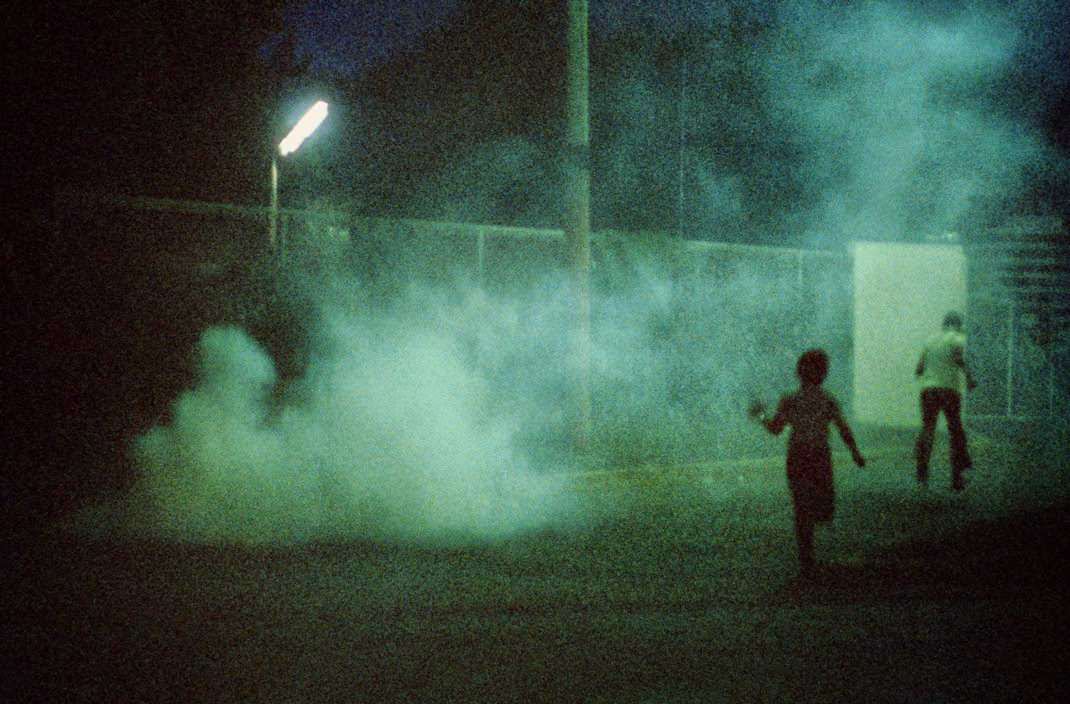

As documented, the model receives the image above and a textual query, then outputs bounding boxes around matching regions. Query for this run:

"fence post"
[1049,345,1055,420]
[1007,299,1015,417]
[477,229,486,289]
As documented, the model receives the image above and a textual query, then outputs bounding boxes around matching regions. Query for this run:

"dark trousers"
[915,387,971,483]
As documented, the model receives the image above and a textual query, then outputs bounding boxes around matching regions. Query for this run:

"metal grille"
[966,216,1069,422]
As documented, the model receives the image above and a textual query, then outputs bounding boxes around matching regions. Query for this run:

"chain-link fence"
[55,193,853,467]
[967,296,1069,422]
[966,226,1070,425]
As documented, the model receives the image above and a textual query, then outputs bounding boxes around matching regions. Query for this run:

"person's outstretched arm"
[832,400,865,467]
[749,398,787,436]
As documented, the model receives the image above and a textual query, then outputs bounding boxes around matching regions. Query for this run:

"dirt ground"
[5,431,1068,703]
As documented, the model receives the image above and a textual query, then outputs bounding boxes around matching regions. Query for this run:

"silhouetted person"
[750,349,866,577]
[914,311,977,492]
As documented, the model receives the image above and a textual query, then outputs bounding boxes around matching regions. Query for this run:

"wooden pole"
[565,0,592,450]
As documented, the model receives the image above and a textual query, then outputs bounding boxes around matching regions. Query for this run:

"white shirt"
[918,330,966,392]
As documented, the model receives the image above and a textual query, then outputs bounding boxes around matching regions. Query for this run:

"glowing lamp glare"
[278,101,328,156]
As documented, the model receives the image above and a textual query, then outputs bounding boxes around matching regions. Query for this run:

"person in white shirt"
[914,311,977,491]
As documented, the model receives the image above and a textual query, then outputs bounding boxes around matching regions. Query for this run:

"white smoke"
[762,1,1051,243]
[126,290,578,546]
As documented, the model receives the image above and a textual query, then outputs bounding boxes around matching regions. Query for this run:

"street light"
[269,100,329,250]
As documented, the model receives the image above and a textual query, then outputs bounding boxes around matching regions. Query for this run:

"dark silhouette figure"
[750,349,866,576]
[914,311,977,492]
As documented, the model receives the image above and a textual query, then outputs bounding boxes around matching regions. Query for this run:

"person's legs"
[794,510,815,575]
[915,389,940,484]
[943,391,971,490]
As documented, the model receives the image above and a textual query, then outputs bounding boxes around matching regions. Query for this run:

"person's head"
[796,348,829,386]
[942,311,963,331]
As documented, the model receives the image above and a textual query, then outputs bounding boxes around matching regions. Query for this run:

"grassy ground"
[5,431,1068,703]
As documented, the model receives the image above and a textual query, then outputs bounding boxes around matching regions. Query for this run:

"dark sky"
[275,0,463,78]
[19,0,1070,233]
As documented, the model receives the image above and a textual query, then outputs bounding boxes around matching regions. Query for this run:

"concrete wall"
[852,242,967,428]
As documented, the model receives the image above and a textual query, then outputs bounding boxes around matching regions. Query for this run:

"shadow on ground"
[771,500,1070,605]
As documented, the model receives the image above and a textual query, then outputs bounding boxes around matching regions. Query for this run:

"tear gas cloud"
[569,1,1066,240]
[112,1,1065,545]
[763,1,1057,245]
[116,226,842,547]
[128,287,580,546]
[339,2,1065,238]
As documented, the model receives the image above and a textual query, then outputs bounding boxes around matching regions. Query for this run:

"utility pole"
[565,0,592,450]
[677,52,688,237]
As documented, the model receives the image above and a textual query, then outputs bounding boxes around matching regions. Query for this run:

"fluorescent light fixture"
[278,100,329,156]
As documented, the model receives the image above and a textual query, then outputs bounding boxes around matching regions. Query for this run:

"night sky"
[20,0,1070,228]
[10,0,1070,524]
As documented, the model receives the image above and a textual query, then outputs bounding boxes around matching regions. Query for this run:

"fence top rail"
[678,236,845,260]
[979,216,1066,236]
[967,243,1070,254]
[55,190,564,234]
[354,215,564,241]
[56,190,276,220]
[55,190,847,259]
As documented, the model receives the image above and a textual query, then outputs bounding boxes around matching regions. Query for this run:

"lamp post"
[269,100,329,251]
